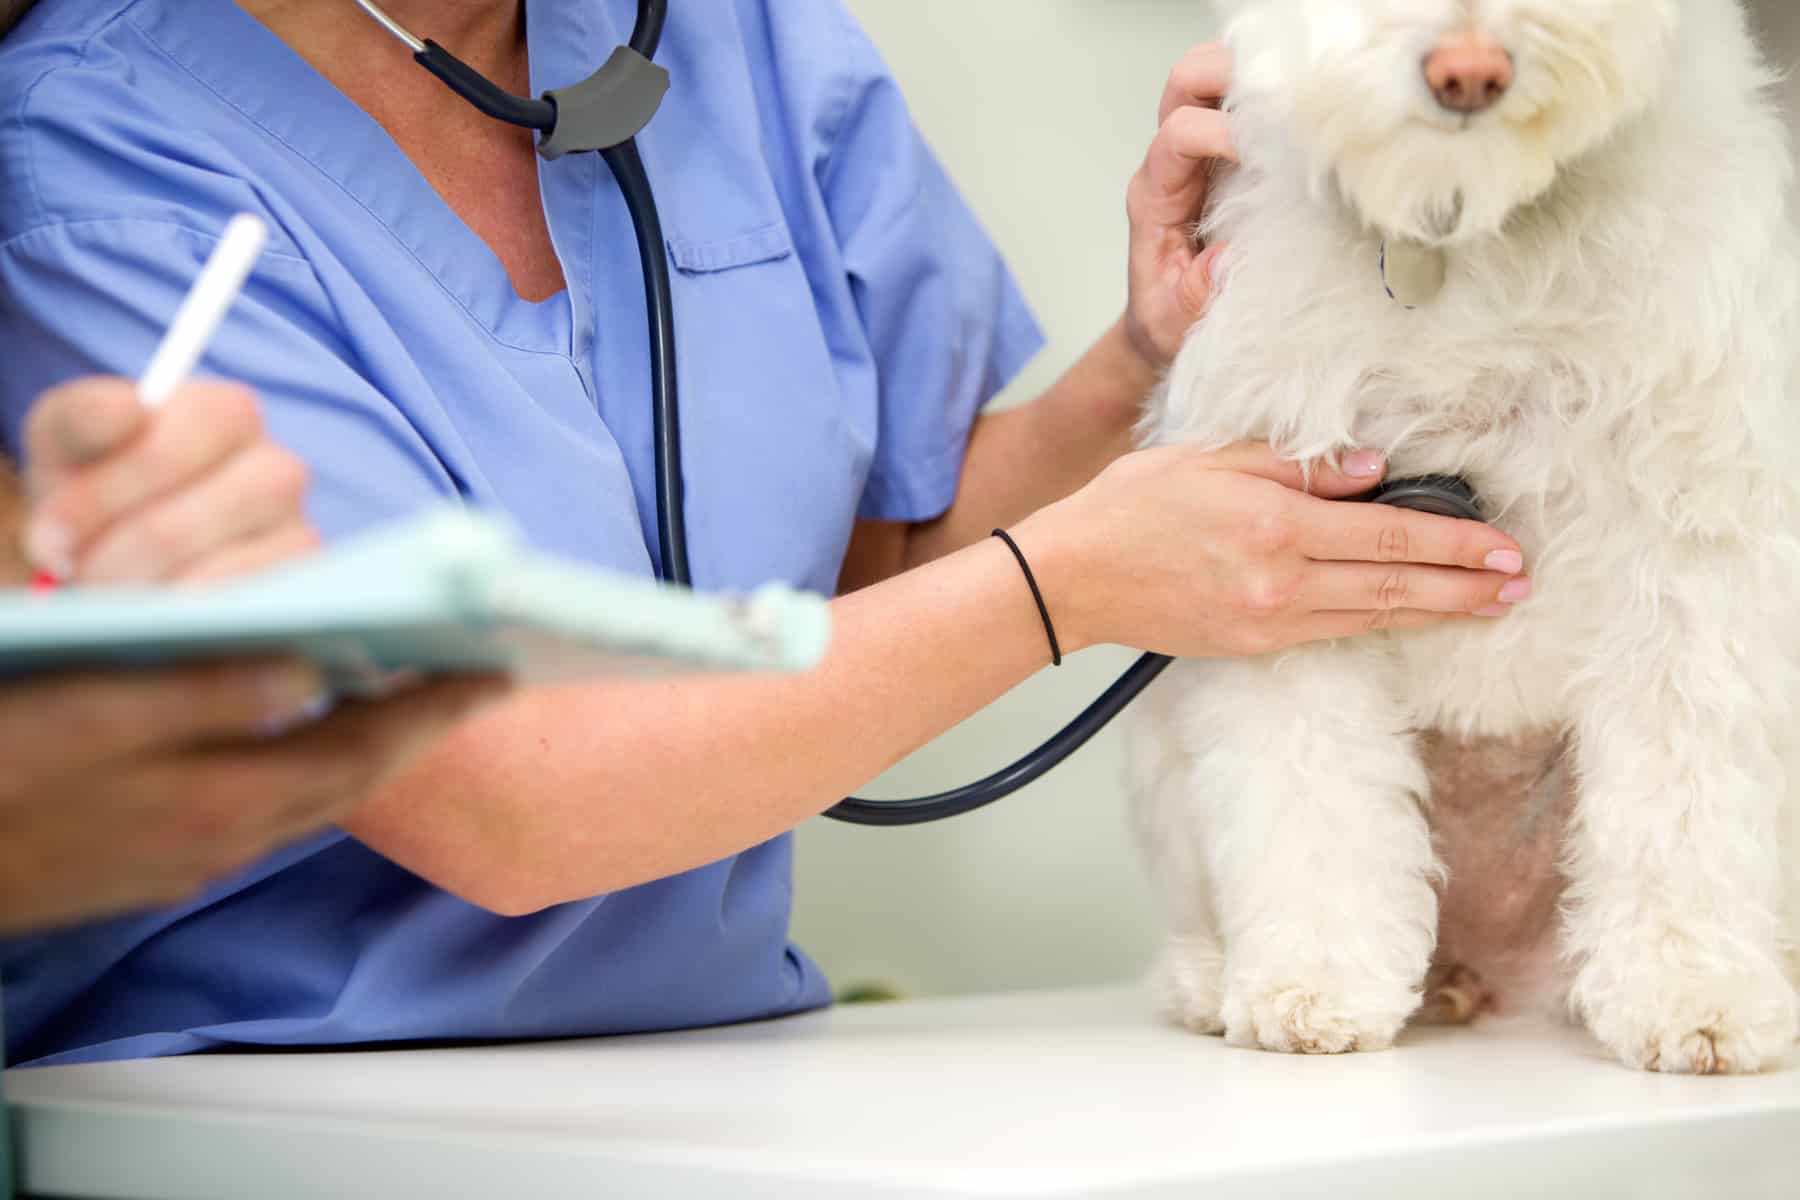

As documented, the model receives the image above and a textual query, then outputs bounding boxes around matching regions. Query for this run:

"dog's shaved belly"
[1420,728,1572,1018]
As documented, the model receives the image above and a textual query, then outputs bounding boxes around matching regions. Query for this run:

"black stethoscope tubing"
[364,0,1480,827]
[357,0,690,585]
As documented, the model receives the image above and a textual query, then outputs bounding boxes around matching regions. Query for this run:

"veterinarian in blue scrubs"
[0,0,1528,1070]
[0,0,1049,1067]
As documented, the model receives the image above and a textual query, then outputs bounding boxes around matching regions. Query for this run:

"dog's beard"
[1255,5,1665,246]
[1320,126,1560,246]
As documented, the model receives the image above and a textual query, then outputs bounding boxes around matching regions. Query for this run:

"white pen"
[137,212,269,408]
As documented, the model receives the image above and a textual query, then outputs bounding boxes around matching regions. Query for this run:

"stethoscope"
[354,0,1484,826]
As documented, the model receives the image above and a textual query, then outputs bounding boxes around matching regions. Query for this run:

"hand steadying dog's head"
[1217,0,1682,246]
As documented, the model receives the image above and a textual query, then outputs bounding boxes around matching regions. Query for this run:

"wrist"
[1019,320,1158,474]
[1115,312,1170,389]
[1009,500,1103,657]
[1099,317,1163,423]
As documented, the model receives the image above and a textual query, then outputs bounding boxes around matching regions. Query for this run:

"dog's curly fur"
[1130,0,1800,1073]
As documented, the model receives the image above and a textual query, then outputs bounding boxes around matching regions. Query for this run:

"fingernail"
[1343,450,1386,478]
[1484,550,1524,575]
[1476,605,1511,618]
[1498,578,1533,604]
[23,518,73,579]
[257,662,329,726]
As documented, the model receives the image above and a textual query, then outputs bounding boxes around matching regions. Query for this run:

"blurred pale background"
[793,1,1218,1000]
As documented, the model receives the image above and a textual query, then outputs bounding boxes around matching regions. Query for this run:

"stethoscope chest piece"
[1362,474,1484,522]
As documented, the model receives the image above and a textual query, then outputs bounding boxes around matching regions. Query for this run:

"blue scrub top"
[0,0,1042,1066]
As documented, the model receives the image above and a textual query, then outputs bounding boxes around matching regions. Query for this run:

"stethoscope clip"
[352,0,669,160]
[538,47,670,160]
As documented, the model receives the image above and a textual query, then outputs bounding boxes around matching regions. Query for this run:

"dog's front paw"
[1221,968,1419,1055]
[1151,935,1226,1034]
[1574,946,1798,1075]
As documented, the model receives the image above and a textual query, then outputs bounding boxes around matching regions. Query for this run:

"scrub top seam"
[0,221,385,444]
[123,18,583,367]
[0,216,314,265]
[6,2,147,233]
[11,66,61,228]
[810,5,864,192]
[0,218,397,413]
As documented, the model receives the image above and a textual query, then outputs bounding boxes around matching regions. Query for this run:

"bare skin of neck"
[233,1,567,303]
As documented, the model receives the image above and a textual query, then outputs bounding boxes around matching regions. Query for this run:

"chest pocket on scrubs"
[661,216,874,593]
[667,224,792,275]
[617,10,877,592]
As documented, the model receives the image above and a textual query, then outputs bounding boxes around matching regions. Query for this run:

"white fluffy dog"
[1130,0,1800,1073]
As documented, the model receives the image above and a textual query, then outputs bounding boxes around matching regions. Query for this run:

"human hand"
[20,376,317,584]
[1,378,509,933]
[1018,443,1530,658]
[1121,43,1236,373]
[0,659,504,933]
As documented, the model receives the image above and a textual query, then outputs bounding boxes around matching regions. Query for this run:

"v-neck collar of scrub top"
[137,0,601,359]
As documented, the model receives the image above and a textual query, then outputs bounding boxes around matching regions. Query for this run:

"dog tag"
[1380,239,1447,308]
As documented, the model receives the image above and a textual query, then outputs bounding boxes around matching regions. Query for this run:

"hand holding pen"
[20,215,322,586]
[0,213,509,932]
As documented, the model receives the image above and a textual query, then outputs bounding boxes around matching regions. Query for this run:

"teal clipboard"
[0,508,831,693]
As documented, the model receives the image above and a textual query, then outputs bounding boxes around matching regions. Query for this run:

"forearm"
[344,528,1072,915]
[904,318,1158,567]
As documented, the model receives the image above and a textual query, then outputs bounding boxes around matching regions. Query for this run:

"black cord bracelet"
[991,529,1063,667]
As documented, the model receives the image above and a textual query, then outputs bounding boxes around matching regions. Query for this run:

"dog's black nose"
[1425,33,1513,114]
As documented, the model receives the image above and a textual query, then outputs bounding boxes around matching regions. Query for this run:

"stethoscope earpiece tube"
[625,0,668,59]
[414,41,557,132]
